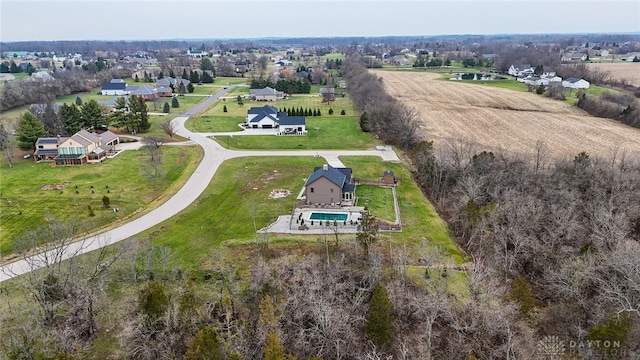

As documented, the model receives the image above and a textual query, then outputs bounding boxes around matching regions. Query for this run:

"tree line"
[250,79,311,94]
[0,67,129,112]
[341,53,640,358]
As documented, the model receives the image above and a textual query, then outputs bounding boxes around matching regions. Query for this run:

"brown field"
[587,62,640,87]
[374,71,640,161]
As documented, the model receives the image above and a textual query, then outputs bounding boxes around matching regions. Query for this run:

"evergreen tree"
[187,82,195,93]
[178,82,187,96]
[138,280,169,320]
[264,332,286,360]
[80,99,104,130]
[158,71,164,79]
[201,71,214,83]
[16,112,46,150]
[509,275,535,318]
[328,108,334,115]
[9,61,19,73]
[26,63,36,75]
[223,105,227,113]
[172,96,180,108]
[317,109,321,116]
[182,69,188,80]
[75,96,83,106]
[169,69,175,78]
[356,207,378,257]
[0,62,9,73]
[359,111,370,132]
[588,314,631,354]
[364,284,394,349]
[60,103,83,135]
[190,70,200,83]
[340,109,346,115]
[134,74,140,82]
[163,102,170,113]
[184,327,226,360]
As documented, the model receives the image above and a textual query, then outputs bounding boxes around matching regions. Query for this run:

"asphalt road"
[0,88,400,283]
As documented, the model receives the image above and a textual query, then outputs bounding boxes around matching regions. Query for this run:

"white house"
[540,67,556,78]
[508,64,535,76]
[562,77,590,89]
[245,105,306,134]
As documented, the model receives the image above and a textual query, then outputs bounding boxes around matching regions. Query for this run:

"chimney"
[322,164,328,171]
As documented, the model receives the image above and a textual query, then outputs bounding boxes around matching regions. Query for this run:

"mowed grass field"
[587,62,640,87]
[375,70,640,160]
[133,155,465,269]
[0,146,202,255]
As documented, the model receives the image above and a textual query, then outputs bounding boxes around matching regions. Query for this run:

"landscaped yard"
[128,155,466,269]
[214,116,378,150]
[356,185,395,222]
[0,146,202,255]
[340,156,467,264]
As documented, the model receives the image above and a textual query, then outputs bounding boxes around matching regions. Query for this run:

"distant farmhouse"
[245,105,306,135]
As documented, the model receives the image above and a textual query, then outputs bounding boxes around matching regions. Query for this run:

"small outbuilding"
[382,170,396,185]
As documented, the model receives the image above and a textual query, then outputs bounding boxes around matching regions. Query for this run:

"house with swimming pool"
[304,164,355,206]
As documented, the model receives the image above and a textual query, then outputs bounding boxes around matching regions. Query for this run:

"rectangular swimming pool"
[309,212,348,221]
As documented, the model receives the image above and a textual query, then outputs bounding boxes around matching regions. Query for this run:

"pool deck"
[259,206,365,234]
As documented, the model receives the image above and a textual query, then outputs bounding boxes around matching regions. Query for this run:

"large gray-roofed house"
[304,164,355,206]
[249,87,285,101]
[245,106,306,134]
[101,82,128,95]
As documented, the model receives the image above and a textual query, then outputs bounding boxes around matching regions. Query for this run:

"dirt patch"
[176,149,187,166]
[375,70,640,160]
[40,184,68,190]
[268,189,291,199]
[242,171,283,192]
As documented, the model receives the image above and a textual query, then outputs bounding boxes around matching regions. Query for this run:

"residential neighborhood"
[1,24,639,360]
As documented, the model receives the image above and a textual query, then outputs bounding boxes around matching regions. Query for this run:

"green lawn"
[189,115,245,132]
[0,146,201,255]
[130,155,465,268]
[356,185,395,222]
[137,156,325,267]
[214,116,379,150]
[340,156,467,264]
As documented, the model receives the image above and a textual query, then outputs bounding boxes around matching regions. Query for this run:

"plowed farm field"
[587,62,640,87]
[375,71,640,160]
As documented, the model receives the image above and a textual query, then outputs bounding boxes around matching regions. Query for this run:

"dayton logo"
[537,335,566,357]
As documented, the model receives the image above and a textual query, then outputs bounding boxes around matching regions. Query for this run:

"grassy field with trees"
[0,145,202,255]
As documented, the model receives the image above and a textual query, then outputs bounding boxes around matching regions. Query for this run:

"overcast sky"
[1,0,639,42]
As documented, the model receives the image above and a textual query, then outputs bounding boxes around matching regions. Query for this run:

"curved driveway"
[0,88,399,283]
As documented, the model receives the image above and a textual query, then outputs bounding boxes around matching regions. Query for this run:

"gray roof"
[101,82,126,91]
[99,96,129,108]
[249,112,278,123]
[383,170,394,176]
[305,164,353,190]
[69,130,99,147]
[129,85,156,95]
[157,86,172,92]
[565,77,583,83]
[110,78,126,83]
[319,87,335,94]
[278,115,305,126]
[250,87,279,95]
[97,131,118,144]
[248,105,278,114]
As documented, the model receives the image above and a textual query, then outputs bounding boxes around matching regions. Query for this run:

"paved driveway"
[0,88,401,283]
